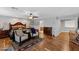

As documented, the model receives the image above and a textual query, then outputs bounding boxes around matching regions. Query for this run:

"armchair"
[31,28,39,38]
[14,29,28,45]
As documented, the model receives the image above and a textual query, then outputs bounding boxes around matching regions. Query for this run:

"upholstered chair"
[31,28,38,38]
[14,29,28,43]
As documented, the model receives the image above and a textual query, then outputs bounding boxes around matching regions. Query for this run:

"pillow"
[26,29,31,32]
[15,29,24,36]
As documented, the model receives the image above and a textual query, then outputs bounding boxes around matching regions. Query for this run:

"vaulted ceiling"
[0,7,79,19]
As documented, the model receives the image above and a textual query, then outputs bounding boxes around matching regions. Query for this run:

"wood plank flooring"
[0,37,12,51]
[29,32,70,51]
[0,32,79,51]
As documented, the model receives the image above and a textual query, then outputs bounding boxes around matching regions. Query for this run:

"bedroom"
[0,7,79,51]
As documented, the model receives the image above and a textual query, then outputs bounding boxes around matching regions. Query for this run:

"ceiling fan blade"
[33,16,38,18]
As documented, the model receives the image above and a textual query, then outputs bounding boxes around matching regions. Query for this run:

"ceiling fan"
[11,7,38,19]
[28,13,38,19]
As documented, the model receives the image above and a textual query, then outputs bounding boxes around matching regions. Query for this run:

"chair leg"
[19,36,21,46]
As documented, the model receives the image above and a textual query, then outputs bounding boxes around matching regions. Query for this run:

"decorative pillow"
[26,29,31,32]
[15,29,24,36]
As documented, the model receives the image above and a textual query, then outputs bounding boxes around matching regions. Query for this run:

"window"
[64,20,75,28]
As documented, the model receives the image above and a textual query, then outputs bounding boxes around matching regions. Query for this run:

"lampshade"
[28,16,33,19]
[28,13,33,19]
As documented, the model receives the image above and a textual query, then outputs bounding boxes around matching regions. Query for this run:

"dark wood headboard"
[9,22,26,30]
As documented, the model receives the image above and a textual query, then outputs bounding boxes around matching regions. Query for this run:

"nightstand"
[0,30,9,39]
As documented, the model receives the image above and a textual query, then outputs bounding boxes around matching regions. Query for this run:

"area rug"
[12,38,42,51]
[72,39,79,46]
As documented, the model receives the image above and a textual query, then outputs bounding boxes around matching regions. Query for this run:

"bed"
[9,22,29,46]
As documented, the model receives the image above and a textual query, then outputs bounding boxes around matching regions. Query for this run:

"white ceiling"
[0,7,79,19]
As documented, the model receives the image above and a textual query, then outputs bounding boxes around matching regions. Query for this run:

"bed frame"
[9,22,27,46]
[9,22,26,30]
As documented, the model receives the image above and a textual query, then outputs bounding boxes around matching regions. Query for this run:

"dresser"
[0,30,9,39]
[43,27,52,36]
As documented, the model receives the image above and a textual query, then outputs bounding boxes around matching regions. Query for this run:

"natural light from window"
[64,20,75,28]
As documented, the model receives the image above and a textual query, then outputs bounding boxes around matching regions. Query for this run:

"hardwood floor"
[0,32,79,51]
[0,37,12,51]
[29,32,70,51]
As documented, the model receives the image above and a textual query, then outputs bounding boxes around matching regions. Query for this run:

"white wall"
[39,17,61,36]
[54,19,61,36]
[0,15,28,30]
[0,16,11,30]
[39,16,78,36]
[60,17,78,32]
